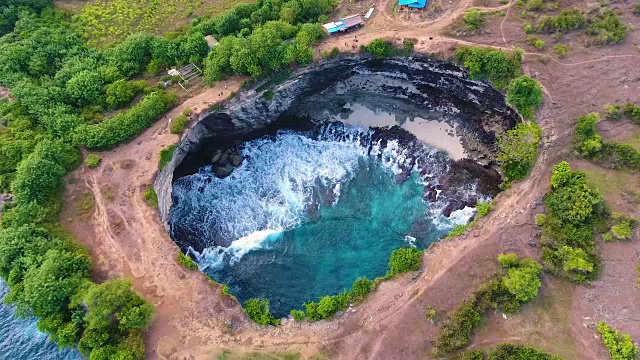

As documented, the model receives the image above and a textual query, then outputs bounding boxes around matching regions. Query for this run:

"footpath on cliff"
[59,0,640,358]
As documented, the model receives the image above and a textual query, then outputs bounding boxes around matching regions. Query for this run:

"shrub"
[426,306,437,322]
[389,247,423,273]
[587,10,627,45]
[170,115,189,134]
[536,9,586,33]
[220,284,230,296]
[176,252,198,270]
[575,112,602,157]
[597,322,638,360]
[535,213,547,226]
[526,0,544,11]
[609,215,636,240]
[498,253,519,268]
[290,309,306,321]
[351,277,373,297]
[502,258,542,302]
[243,298,280,326]
[554,44,568,58]
[463,9,485,30]
[523,22,534,33]
[364,38,396,58]
[488,343,564,359]
[159,144,176,170]
[476,201,493,218]
[105,79,139,109]
[142,185,158,207]
[506,76,543,119]
[263,90,274,100]
[85,154,101,168]
[527,35,545,49]
[453,46,523,89]
[635,3,640,16]
[496,122,542,182]
[604,104,623,119]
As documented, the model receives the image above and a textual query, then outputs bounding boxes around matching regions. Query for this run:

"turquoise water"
[0,280,83,360]
[171,126,473,318]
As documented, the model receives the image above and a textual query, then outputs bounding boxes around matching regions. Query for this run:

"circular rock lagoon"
[158,56,519,318]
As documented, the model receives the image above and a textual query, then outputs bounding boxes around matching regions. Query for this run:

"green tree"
[105,79,137,109]
[243,298,279,325]
[66,70,104,106]
[10,152,65,204]
[597,322,638,360]
[351,277,373,297]
[496,122,542,182]
[501,259,542,302]
[550,161,572,189]
[463,9,484,30]
[506,76,542,120]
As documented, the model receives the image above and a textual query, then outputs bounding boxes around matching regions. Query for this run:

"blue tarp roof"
[398,0,427,7]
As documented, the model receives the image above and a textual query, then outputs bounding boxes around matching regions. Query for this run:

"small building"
[322,14,364,35]
[398,0,427,10]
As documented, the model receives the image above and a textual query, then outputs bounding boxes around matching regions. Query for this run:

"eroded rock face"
[155,56,519,232]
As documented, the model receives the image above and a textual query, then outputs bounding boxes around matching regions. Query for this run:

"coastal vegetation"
[453,46,523,90]
[177,252,198,270]
[431,254,542,355]
[536,161,605,283]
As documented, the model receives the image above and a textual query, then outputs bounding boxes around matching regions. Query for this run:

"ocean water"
[0,280,83,360]
[171,125,475,317]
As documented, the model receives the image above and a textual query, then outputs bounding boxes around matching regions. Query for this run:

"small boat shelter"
[398,0,427,9]
[322,14,364,35]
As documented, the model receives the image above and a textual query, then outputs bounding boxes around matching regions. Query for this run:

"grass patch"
[73,0,252,48]
[177,252,198,270]
[85,154,101,168]
[142,185,158,207]
[159,144,177,170]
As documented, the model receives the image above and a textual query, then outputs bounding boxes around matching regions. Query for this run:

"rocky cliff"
[155,56,519,232]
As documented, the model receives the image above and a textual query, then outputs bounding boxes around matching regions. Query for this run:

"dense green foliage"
[535,9,586,33]
[605,213,636,241]
[527,35,545,50]
[244,298,280,325]
[463,9,485,30]
[506,76,542,120]
[0,0,51,37]
[453,46,523,89]
[177,252,198,270]
[586,10,627,45]
[597,322,638,360]
[170,114,190,134]
[496,123,542,182]
[85,154,101,168]
[389,247,423,273]
[538,162,605,283]
[453,343,564,360]
[351,277,374,298]
[202,0,336,82]
[432,256,542,355]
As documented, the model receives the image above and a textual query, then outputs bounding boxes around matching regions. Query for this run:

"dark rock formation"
[155,56,519,232]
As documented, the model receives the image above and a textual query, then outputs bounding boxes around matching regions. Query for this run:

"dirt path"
[59,1,640,359]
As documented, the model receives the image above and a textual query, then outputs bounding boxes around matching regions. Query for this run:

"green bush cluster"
[596,322,638,360]
[0,140,154,359]
[604,213,636,241]
[554,44,568,58]
[243,298,280,326]
[535,9,586,33]
[73,91,177,149]
[85,154,100,168]
[453,46,523,89]
[527,35,545,50]
[453,343,564,359]
[463,9,485,30]
[586,10,627,45]
[362,38,415,58]
[537,162,604,283]
[201,0,337,82]
[575,111,640,170]
[506,76,543,120]
[170,114,190,134]
[432,256,542,355]
[497,123,542,182]
[176,252,198,270]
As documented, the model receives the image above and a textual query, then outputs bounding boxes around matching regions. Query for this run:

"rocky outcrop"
[155,56,519,232]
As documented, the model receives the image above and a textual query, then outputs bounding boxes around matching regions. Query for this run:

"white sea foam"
[172,125,486,266]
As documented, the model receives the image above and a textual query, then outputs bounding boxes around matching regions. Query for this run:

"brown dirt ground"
[59,0,640,359]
